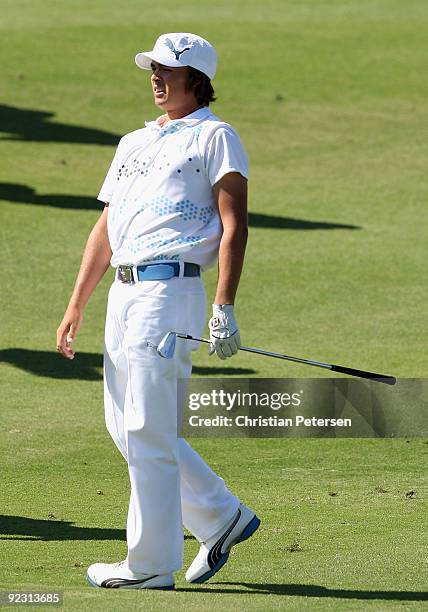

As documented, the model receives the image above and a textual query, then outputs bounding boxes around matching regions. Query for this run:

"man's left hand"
[208,304,241,359]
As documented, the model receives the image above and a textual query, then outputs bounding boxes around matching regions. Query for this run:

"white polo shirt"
[98,107,248,269]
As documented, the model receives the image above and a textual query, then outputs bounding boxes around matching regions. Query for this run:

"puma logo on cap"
[135,33,218,80]
[170,45,191,60]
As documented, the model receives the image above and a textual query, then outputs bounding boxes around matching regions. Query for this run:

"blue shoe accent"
[191,552,230,584]
[190,515,261,584]
[86,574,99,588]
[236,515,261,544]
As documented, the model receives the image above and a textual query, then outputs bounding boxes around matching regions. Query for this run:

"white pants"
[103,276,240,574]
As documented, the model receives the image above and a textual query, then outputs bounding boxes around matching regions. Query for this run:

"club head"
[157,332,177,359]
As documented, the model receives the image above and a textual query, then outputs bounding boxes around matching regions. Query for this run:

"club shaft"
[175,333,396,385]
[240,345,332,369]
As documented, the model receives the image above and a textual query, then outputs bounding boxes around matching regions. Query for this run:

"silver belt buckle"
[117,265,134,284]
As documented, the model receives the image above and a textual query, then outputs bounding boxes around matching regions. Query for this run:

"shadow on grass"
[0,183,99,211]
[0,184,360,231]
[0,515,193,542]
[249,212,360,231]
[0,515,124,541]
[0,349,103,381]
[0,104,119,145]
[179,582,428,601]
[0,349,256,380]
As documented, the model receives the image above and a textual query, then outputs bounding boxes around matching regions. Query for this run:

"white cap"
[135,32,217,80]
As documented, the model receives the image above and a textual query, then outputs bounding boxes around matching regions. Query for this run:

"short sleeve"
[204,126,249,186]
[97,144,121,204]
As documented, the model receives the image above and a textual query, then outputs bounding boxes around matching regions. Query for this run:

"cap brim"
[135,51,184,70]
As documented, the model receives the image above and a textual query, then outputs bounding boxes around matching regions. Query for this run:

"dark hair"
[186,67,216,106]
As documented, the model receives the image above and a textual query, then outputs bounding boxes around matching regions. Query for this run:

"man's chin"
[154,96,168,109]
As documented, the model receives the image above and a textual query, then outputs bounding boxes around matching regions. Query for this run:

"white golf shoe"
[185,503,261,584]
[86,560,174,590]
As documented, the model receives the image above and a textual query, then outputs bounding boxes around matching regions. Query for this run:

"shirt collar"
[145,107,212,131]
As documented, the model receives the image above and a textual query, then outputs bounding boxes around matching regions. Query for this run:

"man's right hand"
[56,305,83,360]
[55,206,111,361]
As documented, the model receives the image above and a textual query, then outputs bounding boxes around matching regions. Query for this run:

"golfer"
[56,32,260,590]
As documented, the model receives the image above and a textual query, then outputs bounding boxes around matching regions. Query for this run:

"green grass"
[1,0,427,609]
[1,428,427,609]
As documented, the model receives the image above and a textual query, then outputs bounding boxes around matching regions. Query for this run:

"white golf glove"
[208,304,241,360]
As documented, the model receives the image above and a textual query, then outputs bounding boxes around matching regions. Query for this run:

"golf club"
[155,332,396,385]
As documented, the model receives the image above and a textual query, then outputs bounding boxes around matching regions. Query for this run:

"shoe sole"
[190,514,261,584]
[86,574,175,590]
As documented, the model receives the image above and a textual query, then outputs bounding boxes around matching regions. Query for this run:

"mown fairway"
[0,0,427,609]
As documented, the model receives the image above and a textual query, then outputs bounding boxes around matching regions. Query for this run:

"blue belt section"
[136,262,200,280]
[117,262,200,283]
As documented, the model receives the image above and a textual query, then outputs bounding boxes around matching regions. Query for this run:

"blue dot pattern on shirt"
[152,197,214,224]
[126,230,204,255]
[158,123,183,138]
[106,118,233,266]
[118,158,151,180]
[122,196,215,224]
[150,254,180,261]
[117,157,201,180]
[116,123,204,181]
